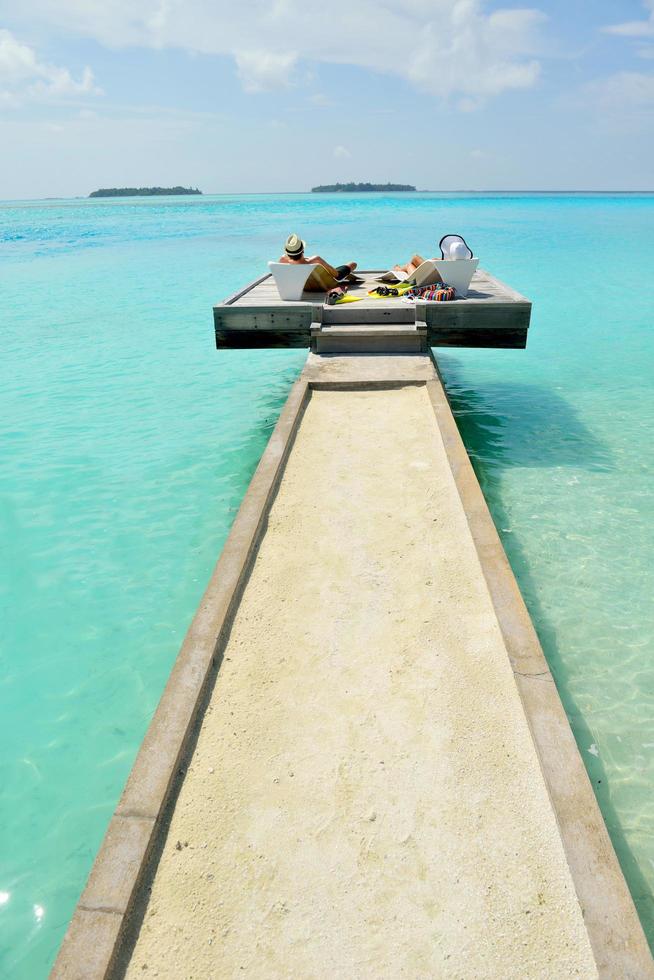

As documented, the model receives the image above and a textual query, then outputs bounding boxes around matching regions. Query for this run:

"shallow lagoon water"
[1,192,653,975]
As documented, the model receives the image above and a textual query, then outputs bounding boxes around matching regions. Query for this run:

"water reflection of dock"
[53,276,653,978]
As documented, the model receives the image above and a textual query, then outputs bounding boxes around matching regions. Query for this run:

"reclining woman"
[393,237,472,279]
[280,234,358,291]
[394,253,427,278]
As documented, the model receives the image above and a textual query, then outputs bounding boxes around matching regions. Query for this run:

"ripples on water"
[1,193,653,974]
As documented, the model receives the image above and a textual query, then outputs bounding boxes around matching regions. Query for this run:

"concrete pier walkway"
[126,382,596,978]
[53,353,653,979]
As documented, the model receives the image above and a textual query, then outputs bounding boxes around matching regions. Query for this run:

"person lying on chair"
[394,253,426,277]
[280,234,358,291]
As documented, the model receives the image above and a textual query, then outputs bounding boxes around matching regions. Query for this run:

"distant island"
[88,186,202,198]
[311,182,416,193]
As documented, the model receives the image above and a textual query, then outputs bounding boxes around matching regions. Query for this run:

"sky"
[0,0,653,198]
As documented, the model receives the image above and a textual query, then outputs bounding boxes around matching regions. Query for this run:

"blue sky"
[1,0,653,197]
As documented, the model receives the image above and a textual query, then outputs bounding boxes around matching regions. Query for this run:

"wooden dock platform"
[214,269,532,350]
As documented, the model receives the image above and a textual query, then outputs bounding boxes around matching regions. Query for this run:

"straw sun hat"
[285,233,305,257]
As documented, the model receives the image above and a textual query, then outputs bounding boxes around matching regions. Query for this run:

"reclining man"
[280,234,358,291]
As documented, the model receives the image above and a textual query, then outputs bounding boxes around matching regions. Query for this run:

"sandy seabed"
[125,386,597,979]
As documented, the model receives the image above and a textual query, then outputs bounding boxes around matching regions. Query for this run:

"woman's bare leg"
[393,253,425,275]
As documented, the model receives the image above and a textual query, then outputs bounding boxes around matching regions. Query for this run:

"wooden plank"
[214,307,315,333]
[221,273,271,306]
[429,328,528,349]
[424,302,531,332]
[322,305,416,325]
[416,311,528,349]
[215,329,311,349]
[314,333,425,354]
[477,270,529,303]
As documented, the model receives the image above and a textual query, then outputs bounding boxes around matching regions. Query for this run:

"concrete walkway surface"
[122,384,598,978]
[52,353,653,980]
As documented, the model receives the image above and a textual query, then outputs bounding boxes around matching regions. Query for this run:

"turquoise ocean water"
[1,192,653,975]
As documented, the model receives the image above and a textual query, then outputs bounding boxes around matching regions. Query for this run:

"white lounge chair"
[268,262,319,301]
[409,259,442,288]
[433,258,479,297]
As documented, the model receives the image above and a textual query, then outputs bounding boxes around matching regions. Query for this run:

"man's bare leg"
[306,256,357,277]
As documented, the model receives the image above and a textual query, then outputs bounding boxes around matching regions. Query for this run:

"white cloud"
[603,0,654,39]
[0,29,101,105]
[309,93,333,107]
[333,144,350,159]
[587,71,654,109]
[4,0,547,105]
[235,50,296,92]
[581,70,654,134]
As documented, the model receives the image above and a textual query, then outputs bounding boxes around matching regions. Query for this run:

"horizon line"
[3,189,654,204]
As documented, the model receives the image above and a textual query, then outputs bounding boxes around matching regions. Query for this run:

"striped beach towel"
[405,283,456,301]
